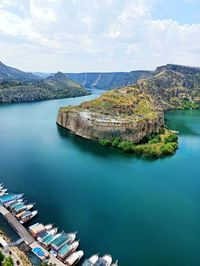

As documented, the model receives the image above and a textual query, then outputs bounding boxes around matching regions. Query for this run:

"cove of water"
[0,90,200,266]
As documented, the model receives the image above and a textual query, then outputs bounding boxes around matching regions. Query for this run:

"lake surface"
[0,90,200,266]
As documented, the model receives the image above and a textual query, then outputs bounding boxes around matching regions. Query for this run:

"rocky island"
[57,64,200,158]
[57,86,164,143]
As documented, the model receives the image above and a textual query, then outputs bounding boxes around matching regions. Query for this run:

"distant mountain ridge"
[66,71,153,90]
[0,69,88,103]
[1,61,200,105]
[0,61,40,82]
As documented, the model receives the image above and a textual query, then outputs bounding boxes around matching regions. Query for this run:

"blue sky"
[0,0,200,72]
[153,0,200,24]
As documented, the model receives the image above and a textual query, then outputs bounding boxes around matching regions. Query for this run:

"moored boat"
[65,250,84,266]
[8,200,25,210]
[38,228,58,242]
[58,240,79,260]
[51,232,77,251]
[0,193,23,204]
[29,223,40,230]
[0,191,8,197]
[26,203,35,211]
[81,254,99,266]
[20,210,38,224]
[102,254,112,266]
[16,210,26,219]
[94,254,112,266]
[0,188,8,196]
[12,202,26,213]
[45,224,53,231]
[29,223,45,237]
[4,198,23,208]
[41,232,62,249]
[0,188,7,193]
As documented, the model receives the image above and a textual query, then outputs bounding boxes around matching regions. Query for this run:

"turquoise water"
[0,91,200,266]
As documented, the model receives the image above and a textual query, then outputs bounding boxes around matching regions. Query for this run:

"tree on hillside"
[0,251,5,266]
[2,256,14,266]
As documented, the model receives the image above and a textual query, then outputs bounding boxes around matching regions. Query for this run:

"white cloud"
[0,0,200,72]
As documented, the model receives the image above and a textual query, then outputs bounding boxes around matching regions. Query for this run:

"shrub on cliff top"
[117,141,134,153]
[112,137,122,147]
[148,135,161,144]
[99,139,111,146]
[160,142,178,156]
[164,133,178,144]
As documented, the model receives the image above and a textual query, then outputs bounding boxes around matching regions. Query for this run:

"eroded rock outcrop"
[57,86,164,143]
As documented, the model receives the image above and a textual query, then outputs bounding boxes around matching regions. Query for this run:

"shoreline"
[0,229,32,266]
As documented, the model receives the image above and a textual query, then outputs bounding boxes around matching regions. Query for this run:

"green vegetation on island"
[99,129,178,159]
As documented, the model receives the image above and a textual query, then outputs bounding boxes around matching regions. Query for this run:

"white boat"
[68,232,76,244]
[0,191,8,196]
[41,232,61,248]
[102,254,112,266]
[51,231,77,251]
[9,199,25,209]
[88,254,99,264]
[65,250,84,265]
[26,203,35,211]
[37,228,58,243]
[20,210,38,224]
[45,224,53,231]
[4,199,23,207]
[58,241,79,259]
[0,188,7,193]
[16,210,26,219]
[29,223,40,230]
[47,228,58,236]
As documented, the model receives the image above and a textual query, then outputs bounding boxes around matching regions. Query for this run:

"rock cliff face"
[57,86,164,143]
[57,109,164,142]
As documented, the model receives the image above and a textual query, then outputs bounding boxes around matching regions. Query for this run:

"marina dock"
[0,188,117,266]
[0,205,69,266]
[0,206,34,245]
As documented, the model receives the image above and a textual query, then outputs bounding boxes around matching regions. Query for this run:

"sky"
[0,0,200,73]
